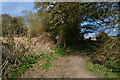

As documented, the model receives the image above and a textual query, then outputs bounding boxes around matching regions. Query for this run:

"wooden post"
[64,39,66,49]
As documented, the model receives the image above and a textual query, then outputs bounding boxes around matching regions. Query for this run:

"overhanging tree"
[34,2,84,47]
[34,2,120,47]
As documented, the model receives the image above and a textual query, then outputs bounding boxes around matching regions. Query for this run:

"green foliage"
[33,2,119,47]
[67,38,120,78]
[34,2,81,47]
[41,53,56,70]
[2,14,12,36]
[41,54,57,61]
[29,21,44,37]
[86,60,120,78]
[21,11,46,37]
[41,61,52,70]
[6,56,38,78]
[25,57,38,64]
[54,46,68,56]
[40,45,67,70]
[90,36,120,74]
[2,14,28,37]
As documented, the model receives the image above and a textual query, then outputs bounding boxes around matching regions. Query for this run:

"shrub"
[91,36,120,73]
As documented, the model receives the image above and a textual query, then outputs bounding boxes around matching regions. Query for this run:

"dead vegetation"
[2,32,56,78]
[30,32,55,55]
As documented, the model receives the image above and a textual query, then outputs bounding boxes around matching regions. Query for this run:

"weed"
[85,59,120,78]
[40,45,68,70]
[25,57,38,64]
[6,56,38,78]
[41,61,52,70]
[54,47,67,56]
[41,54,56,61]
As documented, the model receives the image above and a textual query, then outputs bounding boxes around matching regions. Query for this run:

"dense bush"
[2,14,28,37]
[90,32,120,73]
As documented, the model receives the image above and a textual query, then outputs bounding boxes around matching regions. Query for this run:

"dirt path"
[21,54,97,78]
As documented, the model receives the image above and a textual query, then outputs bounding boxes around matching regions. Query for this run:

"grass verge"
[40,45,67,70]
[5,45,67,78]
[85,58,120,78]
[69,45,120,78]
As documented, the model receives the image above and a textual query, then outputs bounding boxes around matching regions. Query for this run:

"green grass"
[41,61,52,70]
[8,43,119,78]
[54,47,67,56]
[85,59,120,78]
[40,46,68,70]
[6,56,38,78]
[68,45,120,78]
[40,54,56,70]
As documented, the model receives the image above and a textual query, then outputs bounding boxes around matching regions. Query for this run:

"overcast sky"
[2,2,37,17]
